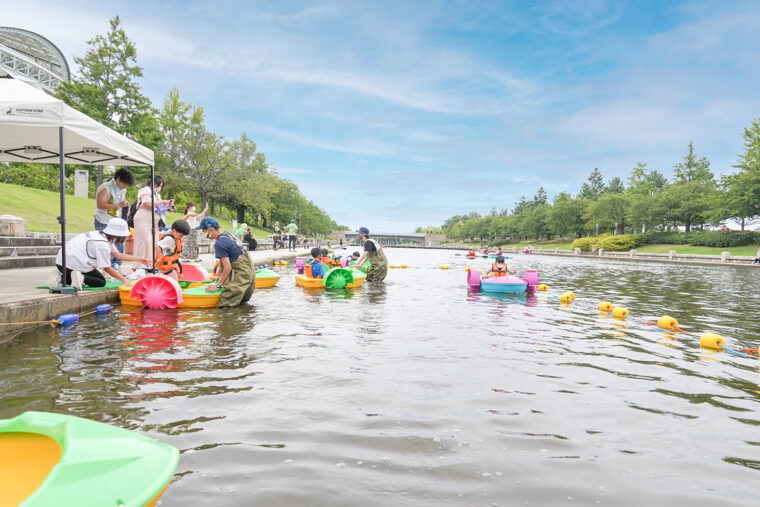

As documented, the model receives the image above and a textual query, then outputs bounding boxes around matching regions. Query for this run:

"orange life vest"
[320,256,330,264]
[304,261,322,279]
[328,258,341,268]
[492,262,507,277]
[155,233,182,274]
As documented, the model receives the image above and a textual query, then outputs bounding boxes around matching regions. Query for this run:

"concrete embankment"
[403,243,759,268]
[511,246,758,268]
[0,248,310,342]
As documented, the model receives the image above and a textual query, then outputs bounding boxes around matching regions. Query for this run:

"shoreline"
[0,248,311,342]
[396,244,759,268]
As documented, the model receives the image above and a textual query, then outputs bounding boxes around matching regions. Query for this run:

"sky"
[3,0,760,232]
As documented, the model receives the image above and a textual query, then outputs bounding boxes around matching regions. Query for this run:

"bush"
[571,237,597,251]
[599,234,640,251]
[641,230,758,247]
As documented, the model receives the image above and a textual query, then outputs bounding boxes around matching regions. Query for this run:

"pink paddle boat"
[467,269,538,293]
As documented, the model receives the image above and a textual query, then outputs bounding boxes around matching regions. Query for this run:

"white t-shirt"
[157,234,177,254]
[94,180,126,224]
[56,231,117,272]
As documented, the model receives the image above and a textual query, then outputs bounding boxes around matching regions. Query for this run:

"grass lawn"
[508,241,574,250]
[0,183,272,238]
[635,243,760,256]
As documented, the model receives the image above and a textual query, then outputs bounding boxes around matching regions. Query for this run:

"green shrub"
[599,234,639,251]
[571,237,597,251]
[642,230,757,247]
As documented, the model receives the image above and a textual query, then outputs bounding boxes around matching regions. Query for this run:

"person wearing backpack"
[199,217,255,307]
[132,176,174,266]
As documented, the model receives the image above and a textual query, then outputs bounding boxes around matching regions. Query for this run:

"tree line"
[435,123,760,243]
[0,16,339,235]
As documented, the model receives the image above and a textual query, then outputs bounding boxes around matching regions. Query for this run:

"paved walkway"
[0,247,313,338]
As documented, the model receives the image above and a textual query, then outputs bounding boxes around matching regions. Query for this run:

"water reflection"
[2,249,760,505]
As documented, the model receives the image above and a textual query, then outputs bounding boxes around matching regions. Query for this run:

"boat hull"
[0,411,178,507]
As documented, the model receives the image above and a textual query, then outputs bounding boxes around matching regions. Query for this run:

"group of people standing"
[54,168,389,306]
[271,220,299,251]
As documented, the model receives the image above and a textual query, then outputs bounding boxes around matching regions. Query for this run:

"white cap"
[103,218,131,237]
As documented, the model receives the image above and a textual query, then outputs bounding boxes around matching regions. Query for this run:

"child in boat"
[305,247,326,279]
[497,248,503,255]
[320,248,330,264]
[327,255,342,268]
[467,250,475,256]
[485,255,516,278]
[155,219,191,281]
[351,251,361,263]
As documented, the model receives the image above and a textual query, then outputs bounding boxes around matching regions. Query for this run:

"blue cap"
[197,217,220,230]
[357,226,369,236]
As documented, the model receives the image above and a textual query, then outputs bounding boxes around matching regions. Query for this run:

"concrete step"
[0,255,56,270]
[0,236,59,247]
[0,245,60,257]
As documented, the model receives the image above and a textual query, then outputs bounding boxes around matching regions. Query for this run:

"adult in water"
[353,226,388,282]
[198,217,256,307]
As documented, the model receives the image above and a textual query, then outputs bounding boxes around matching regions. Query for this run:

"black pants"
[289,235,296,249]
[56,265,106,287]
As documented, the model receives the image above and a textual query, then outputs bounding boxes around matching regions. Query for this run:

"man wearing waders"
[199,217,256,307]
[353,227,388,281]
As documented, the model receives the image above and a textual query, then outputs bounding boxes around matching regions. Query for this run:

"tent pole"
[58,126,67,286]
[50,126,74,293]
[150,165,155,272]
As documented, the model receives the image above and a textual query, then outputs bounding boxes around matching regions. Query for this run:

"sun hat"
[357,226,370,236]
[103,218,130,237]
[197,217,220,230]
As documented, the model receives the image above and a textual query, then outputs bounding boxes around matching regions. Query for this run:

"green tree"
[605,176,625,194]
[533,187,548,205]
[583,193,631,234]
[653,181,717,232]
[577,168,606,200]
[720,118,760,230]
[673,142,713,183]
[56,15,160,185]
[547,192,587,238]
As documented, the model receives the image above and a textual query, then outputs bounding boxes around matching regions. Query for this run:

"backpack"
[126,201,139,228]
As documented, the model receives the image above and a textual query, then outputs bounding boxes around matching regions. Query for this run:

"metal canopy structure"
[0,27,70,93]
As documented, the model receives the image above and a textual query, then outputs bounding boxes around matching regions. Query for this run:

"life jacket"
[497,249,503,255]
[328,258,341,268]
[492,262,507,277]
[320,256,330,264]
[304,260,322,279]
[155,233,182,274]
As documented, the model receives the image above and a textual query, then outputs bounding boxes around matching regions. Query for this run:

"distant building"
[0,26,70,92]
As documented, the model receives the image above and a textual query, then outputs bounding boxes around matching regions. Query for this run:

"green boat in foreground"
[0,411,179,506]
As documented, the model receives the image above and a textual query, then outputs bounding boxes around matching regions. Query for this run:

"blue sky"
[3,0,760,231]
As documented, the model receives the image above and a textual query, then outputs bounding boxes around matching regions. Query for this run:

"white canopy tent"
[0,72,156,292]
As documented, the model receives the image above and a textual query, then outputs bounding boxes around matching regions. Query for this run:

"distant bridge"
[342,232,444,247]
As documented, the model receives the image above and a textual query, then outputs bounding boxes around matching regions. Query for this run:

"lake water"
[2,248,760,506]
